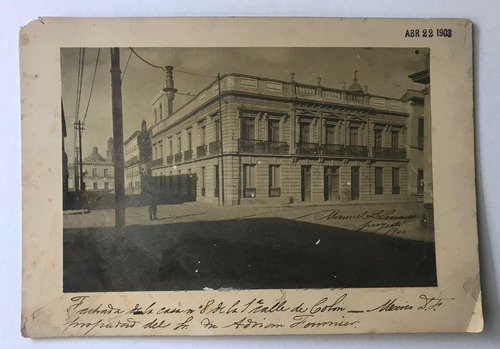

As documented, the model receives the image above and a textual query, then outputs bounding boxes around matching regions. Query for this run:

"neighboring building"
[68,138,115,192]
[409,53,433,226]
[148,68,427,206]
[124,119,152,195]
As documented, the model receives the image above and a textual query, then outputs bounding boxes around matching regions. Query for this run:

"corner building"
[149,71,427,206]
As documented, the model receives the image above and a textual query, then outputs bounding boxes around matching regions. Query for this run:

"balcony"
[321,144,344,157]
[125,156,140,167]
[184,149,193,161]
[209,140,221,155]
[372,147,406,160]
[174,152,182,163]
[238,139,289,154]
[197,144,207,158]
[150,157,163,167]
[295,142,319,155]
[345,145,368,157]
[166,155,173,165]
[269,187,281,197]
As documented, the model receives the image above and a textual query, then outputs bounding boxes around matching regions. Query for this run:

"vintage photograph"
[61,47,436,292]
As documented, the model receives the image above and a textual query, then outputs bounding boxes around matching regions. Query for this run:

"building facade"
[148,70,428,206]
[124,119,152,195]
[68,138,115,192]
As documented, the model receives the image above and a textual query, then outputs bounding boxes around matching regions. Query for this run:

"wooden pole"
[110,48,126,242]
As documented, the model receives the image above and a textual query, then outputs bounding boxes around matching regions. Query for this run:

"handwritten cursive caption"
[62,293,454,335]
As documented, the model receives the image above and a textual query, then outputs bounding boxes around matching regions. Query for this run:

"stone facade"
[148,72,427,206]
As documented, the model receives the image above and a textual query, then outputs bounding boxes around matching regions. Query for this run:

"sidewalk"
[64,201,432,242]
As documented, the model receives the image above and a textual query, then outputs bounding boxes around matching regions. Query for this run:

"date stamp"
[405,28,452,37]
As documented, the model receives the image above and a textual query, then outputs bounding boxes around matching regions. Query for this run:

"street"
[63,202,436,292]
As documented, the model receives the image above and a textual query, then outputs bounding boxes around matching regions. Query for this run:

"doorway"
[301,165,312,202]
[324,166,340,201]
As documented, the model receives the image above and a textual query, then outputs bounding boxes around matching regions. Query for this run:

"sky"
[60,47,428,159]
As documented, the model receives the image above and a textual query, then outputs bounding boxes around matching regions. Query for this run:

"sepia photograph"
[20,17,481,337]
[61,47,436,292]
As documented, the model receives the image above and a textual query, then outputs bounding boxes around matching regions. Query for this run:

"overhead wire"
[129,47,217,78]
[121,49,133,83]
[82,48,101,124]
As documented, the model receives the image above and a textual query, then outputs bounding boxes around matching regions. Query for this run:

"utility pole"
[217,73,225,207]
[74,121,85,192]
[110,47,126,242]
[76,121,85,190]
[74,147,79,192]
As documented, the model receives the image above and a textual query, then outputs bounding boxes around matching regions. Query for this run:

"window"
[214,119,220,142]
[391,130,399,149]
[154,108,157,124]
[159,142,163,159]
[243,164,256,198]
[375,167,383,194]
[177,137,182,153]
[374,129,383,148]
[200,126,206,145]
[135,181,139,188]
[104,182,109,189]
[417,169,424,194]
[169,139,173,156]
[93,182,98,189]
[159,103,163,120]
[241,117,255,140]
[350,126,359,146]
[392,168,400,194]
[299,123,310,143]
[326,124,336,144]
[269,165,281,197]
[187,132,192,150]
[268,119,280,142]
[201,167,206,196]
[128,181,132,188]
[418,118,424,149]
[104,169,108,177]
[92,168,98,177]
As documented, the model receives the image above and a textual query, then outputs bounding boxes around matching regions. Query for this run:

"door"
[351,166,360,200]
[301,166,312,202]
[214,165,220,197]
[324,166,339,201]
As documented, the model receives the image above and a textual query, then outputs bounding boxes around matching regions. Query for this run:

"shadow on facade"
[63,217,437,292]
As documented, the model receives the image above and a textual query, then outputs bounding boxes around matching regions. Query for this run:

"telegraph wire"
[129,47,217,78]
[75,48,85,122]
[121,49,133,83]
[82,48,101,124]
[175,69,216,79]
[129,47,166,70]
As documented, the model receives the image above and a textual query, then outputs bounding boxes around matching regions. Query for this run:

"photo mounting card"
[20,17,481,337]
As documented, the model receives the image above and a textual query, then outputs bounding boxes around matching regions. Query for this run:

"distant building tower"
[106,137,114,162]
[163,66,177,116]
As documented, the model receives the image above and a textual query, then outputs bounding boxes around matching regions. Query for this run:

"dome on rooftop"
[348,70,364,93]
